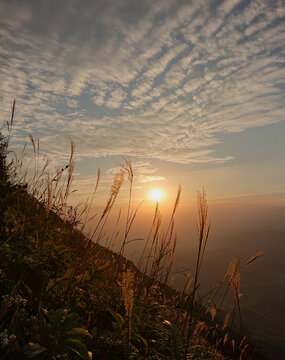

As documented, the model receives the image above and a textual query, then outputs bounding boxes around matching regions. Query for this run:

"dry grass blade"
[239,335,247,349]
[6,99,16,138]
[64,139,75,201]
[223,257,243,330]
[123,158,133,183]
[210,307,217,321]
[160,185,181,285]
[137,202,159,272]
[69,138,75,164]
[197,188,208,246]
[29,134,36,153]
[170,184,182,219]
[223,332,229,346]
[222,312,230,331]
[11,99,16,127]
[241,251,264,269]
[224,257,240,282]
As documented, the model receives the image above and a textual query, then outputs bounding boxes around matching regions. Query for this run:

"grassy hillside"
[0,127,266,360]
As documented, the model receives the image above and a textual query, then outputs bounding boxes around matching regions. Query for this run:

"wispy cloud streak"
[0,0,284,166]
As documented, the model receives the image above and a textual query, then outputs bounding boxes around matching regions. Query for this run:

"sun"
[149,189,163,202]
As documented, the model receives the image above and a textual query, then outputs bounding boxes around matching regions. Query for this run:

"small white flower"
[9,334,16,342]
[1,337,9,346]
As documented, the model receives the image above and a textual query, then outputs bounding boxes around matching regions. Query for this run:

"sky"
[0,0,285,208]
[1,3,285,341]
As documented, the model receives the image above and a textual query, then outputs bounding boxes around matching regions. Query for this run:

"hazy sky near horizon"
[0,0,285,204]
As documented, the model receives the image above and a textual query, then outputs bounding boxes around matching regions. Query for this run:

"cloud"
[105,87,127,109]
[106,160,165,185]
[0,0,284,168]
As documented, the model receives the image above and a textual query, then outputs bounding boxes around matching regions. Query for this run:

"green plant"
[23,308,91,359]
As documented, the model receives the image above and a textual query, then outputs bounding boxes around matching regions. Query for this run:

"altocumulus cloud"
[0,0,284,166]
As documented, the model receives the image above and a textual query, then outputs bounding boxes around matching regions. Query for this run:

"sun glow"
[149,189,163,202]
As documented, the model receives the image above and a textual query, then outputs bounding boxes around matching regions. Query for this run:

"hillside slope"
[0,134,265,360]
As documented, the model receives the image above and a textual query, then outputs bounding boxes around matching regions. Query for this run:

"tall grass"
[0,105,265,360]
[183,188,211,359]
